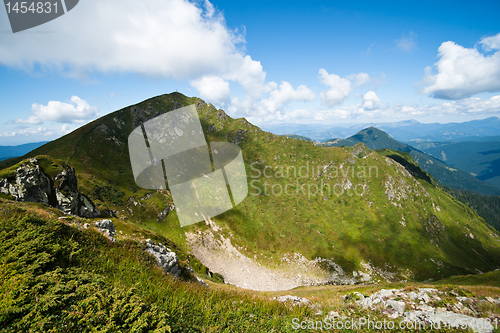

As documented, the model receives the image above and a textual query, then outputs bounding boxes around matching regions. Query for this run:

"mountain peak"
[351,127,396,144]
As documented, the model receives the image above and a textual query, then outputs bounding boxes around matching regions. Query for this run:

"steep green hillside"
[2,92,500,283]
[443,187,500,232]
[323,127,500,196]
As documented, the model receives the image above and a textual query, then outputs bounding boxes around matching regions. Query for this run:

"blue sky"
[0,0,499,144]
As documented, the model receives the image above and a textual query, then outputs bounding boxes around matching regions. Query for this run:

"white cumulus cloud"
[0,0,322,120]
[0,126,54,137]
[362,91,381,110]
[319,68,352,107]
[319,69,372,107]
[0,0,276,112]
[480,33,500,52]
[0,0,244,79]
[420,32,500,99]
[260,81,316,114]
[348,72,371,87]
[190,75,231,105]
[15,96,98,124]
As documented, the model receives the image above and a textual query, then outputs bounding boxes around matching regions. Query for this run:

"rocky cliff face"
[0,157,100,218]
[0,158,52,204]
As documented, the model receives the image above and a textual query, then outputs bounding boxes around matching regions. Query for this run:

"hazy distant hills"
[0,142,49,161]
[414,141,500,190]
[263,117,500,143]
[322,127,500,196]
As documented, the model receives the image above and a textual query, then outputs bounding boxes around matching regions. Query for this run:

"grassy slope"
[1,93,500,282]
[0,200,313,333]
[433,269,500,288]
[4,199,494,332]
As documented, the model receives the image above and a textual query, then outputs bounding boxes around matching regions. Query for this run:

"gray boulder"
[144,239,208,287]
[386,299,405,314]
[54,166,100,218]
[144,239,181,278]
[95,219,116,241]
[274,295,311,305]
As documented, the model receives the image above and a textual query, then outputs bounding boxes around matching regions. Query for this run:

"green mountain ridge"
[322,127,500,196]
[2,92,500,286]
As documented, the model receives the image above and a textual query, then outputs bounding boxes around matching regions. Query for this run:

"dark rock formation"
[0,158,52,204]
[0,157,100,218]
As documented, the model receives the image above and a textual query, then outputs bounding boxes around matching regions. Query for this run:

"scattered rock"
[382,307,399,319]
[226,129,247,144]
[349,288,495,333]
[327,311,340,319]
[95,219,116,242]
[274,295,311,306]
[386,299,405,314]
[184,263,209,287]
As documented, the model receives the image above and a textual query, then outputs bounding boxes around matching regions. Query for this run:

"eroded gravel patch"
[187,231,307,291]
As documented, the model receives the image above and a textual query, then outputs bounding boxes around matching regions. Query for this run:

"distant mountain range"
[413,141,500,190]
[263,117,500,143]
[0,141,49,161]
[321,127,500,196]
[279,134,312,141]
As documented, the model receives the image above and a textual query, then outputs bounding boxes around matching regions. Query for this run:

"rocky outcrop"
[95,219,116,242]
[144,239,181,277]
[346,288,495,333]
[157,204,175,222]
[79,195,100,218]
[144,239,208,287]
[0,158,51,204]
[0,157,100,218]
[226,129,247,144]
